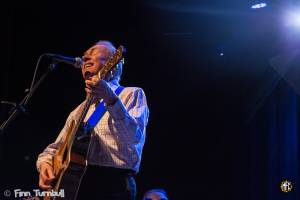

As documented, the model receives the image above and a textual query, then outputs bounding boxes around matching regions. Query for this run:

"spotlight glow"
[251,3,267,9]
[290,13,300,27]
[285,11,300,28]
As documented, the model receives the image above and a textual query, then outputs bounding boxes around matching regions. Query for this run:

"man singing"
[36,40,149,200]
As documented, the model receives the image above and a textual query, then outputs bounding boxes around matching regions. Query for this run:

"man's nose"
[82,55,91,62]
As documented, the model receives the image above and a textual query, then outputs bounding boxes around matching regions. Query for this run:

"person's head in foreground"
[142,188,168,200]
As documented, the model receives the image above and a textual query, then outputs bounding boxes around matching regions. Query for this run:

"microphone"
[45,53,83,69]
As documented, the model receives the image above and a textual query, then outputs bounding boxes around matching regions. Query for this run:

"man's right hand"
[39,162,55,190]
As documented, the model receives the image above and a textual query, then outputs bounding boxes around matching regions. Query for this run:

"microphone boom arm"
[0,58,57,135]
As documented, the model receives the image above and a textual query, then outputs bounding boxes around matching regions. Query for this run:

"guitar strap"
[83,86,124,133]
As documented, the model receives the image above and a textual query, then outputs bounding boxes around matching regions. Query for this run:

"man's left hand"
[85,75,118,105]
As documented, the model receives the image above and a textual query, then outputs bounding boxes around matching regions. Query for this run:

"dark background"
[1,0,300,199]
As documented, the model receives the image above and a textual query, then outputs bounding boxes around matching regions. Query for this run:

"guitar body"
[43,46,125,200]
[45,120,92,200]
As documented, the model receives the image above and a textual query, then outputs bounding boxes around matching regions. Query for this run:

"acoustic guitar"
[44,46,125,200]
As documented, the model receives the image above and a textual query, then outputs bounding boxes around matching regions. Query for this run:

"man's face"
[81,44,112,80]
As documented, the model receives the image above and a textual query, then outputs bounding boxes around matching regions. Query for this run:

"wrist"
[105,96,118,105]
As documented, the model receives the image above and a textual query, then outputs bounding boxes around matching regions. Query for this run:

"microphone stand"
[0,62,57,135]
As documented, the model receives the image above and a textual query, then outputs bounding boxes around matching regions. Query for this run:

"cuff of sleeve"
[105,98,128,121]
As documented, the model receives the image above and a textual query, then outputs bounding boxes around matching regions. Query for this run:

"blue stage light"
[251,3,267,9]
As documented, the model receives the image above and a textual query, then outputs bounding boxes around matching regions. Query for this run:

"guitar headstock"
[98,45,126,79]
